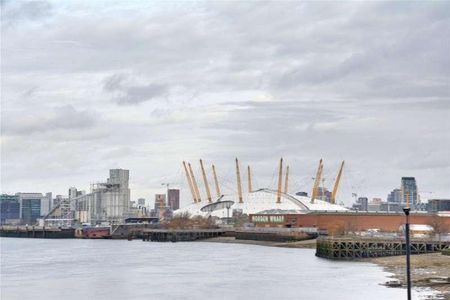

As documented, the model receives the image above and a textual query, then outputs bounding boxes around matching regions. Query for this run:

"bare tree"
[428,215,449,241]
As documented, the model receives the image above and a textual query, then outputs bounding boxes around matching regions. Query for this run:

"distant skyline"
[1,1,449,207]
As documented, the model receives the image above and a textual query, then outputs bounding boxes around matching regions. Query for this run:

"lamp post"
[403,207,412,300]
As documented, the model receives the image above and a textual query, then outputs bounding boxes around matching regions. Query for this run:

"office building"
[372,198,382,204]
[352,197,368,211]
[0,194,20,224]
[316,187,332,203]
[379,202,403,212]
[168,189,180,210]
[387,189,402,203]
[428,199,450,212]
[137,198,146,207]
[16,192,52,224]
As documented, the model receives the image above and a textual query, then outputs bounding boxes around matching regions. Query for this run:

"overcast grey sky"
[1,0,449,206]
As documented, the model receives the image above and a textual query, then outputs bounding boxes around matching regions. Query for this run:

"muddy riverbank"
[202,236,317,248]
[370,253,450,299]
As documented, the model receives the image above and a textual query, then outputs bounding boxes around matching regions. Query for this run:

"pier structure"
[316,236,450,260]
[0,226,75,238]
[141,229,227,242]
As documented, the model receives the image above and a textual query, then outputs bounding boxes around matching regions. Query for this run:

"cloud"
[1,0,52,27]
[1,1,449,202]
[103,73,168,105]
[2,105,98,136]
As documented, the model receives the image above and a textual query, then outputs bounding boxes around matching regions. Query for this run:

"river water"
[0,238,437,300]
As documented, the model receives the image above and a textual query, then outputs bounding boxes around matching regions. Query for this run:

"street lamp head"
[403,207,410,216]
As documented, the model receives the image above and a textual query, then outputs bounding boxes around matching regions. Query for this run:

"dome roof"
[174,188,347,218]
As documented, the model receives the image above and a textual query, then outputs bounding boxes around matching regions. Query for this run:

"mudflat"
[370,253,450,298]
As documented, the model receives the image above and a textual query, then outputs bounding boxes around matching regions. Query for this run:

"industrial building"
[74,169,130,224]
[43,194,74,228]
[249,211,450,233]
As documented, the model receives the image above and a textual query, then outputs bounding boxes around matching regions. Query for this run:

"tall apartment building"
[401,177,418,207]
[168,189,180,210]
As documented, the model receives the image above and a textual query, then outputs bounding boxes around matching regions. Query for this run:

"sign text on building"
[252,215,285,223]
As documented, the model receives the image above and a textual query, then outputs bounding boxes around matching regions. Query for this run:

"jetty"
[141,229,227,242]
[0,226,75,239]
[316,236,450,260]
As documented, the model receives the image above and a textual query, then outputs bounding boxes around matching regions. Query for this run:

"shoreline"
[201,236,317,248]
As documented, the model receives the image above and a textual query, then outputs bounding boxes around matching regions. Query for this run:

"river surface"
[0,238,437,300]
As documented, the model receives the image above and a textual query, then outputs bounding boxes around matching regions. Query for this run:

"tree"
[428,215,449,241]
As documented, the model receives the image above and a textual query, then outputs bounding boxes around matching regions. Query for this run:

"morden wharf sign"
[252,215,285,223]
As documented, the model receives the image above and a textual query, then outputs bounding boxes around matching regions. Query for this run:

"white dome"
[174,188,347,218]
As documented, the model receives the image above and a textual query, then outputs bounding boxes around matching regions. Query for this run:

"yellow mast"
[212,164,221,198]
[331,160,345,204]
[199,159,212,203]
[405,191,410,209]
[276,158,283,203]
[247,165,252,193]
[183,161,197,203]
[311,159,323,203]
[235,158,243,203]
[188,162,201,203]
[284,165,289,194]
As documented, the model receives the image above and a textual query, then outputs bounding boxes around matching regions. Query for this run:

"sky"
[1,0,449,207]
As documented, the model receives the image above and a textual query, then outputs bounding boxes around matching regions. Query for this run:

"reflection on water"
[0,238,437,300]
